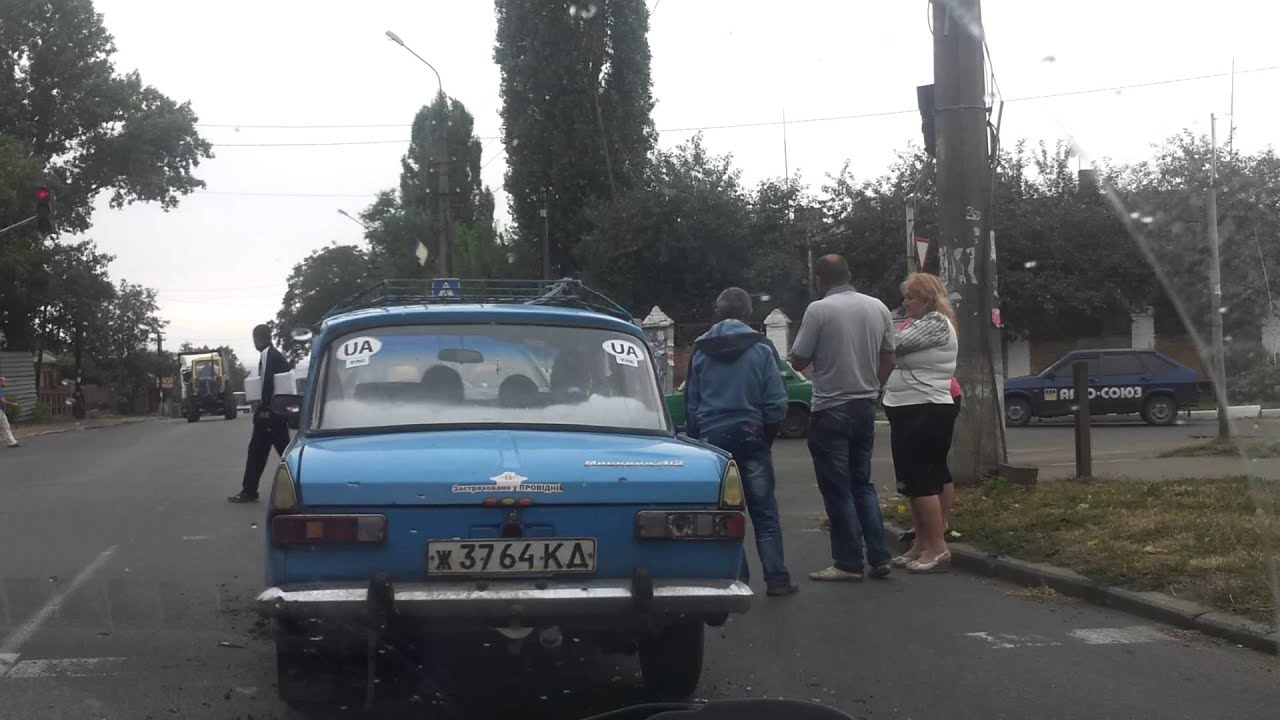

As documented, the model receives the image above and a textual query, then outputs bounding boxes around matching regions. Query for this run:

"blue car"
[1004,349,1202,426]
[256,280,751,707]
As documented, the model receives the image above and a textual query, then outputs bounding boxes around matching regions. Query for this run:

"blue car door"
[1096,353,1148,416]
[1038,353,1099,418]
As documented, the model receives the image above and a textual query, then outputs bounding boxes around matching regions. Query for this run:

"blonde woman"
[883,273,958,573]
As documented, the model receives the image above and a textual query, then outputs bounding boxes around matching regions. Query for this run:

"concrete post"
[1262,313,1280,362]
[763,309,791,357]
[1131,306,1155,350]
[1006,335,1031,378]
[642,306,676,394]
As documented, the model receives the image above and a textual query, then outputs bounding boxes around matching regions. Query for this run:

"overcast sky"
[86,0,1278,364]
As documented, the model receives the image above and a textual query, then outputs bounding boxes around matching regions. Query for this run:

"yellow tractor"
[179,349,238,422]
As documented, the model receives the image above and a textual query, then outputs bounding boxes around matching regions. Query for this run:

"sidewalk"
[9,415,163,441]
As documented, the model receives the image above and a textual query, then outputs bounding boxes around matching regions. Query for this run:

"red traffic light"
[36,188,51,202]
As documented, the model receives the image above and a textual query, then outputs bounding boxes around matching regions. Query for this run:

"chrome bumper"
[256,578,752,620]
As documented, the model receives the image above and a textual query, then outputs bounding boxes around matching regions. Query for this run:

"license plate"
[426,538,597,575]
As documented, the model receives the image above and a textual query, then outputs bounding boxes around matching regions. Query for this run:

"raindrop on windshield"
[1024,260,1038,269]
[409,528,419,535]
[1219,306,1229,314]
[1140,216,1154,224]
[1041,55,1057,63]
[249,522,258,529]
[347,481,361,487]
[1128,211,1141,219]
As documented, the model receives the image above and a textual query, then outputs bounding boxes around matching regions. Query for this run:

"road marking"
[1068,626,1168,644]
[964,631,1061,649]
[5,657,126,679]
[0,653,18,677]
[0,546,117,656]
[1046,459,1138,467]
[181,535,211,541]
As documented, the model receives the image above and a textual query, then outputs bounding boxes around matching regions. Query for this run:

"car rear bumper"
[256,577,752,624]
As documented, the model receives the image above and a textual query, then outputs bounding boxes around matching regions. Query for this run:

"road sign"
[431,278,460,298]
[915,237,931,271]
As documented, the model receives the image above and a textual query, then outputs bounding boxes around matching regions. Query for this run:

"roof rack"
[322,278,633,323]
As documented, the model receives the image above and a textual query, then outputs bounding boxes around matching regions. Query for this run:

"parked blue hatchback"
[256,280,751,707]
[1004,348,1202,426]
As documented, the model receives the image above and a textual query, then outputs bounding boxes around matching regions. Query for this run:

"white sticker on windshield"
[602,339,645,367]
[336,336,383,368]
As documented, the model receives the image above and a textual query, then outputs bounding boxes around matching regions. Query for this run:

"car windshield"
[193,360,217,379]
[314,323,668,433]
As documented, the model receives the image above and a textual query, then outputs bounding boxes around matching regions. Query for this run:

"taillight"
[270,463,299,513]
[719,461,744,509]
[635,511,746,540]
[271,515,387,547]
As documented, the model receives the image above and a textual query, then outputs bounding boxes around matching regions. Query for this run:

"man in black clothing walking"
[228,324,292,503]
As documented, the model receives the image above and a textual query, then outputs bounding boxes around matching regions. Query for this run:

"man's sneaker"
[869,564,892,579]
[766,583,800,597]
[808,566,864,582]
[227,492,259,504]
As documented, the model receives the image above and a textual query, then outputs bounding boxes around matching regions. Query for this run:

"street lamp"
[337,208,369,230]
[386,30,454,276]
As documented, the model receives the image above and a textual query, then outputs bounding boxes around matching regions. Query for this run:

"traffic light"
[35,187,55,235]
[917,84,936,158]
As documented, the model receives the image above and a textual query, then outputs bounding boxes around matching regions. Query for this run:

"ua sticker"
[602,339,645,367]
[337,336,383,368]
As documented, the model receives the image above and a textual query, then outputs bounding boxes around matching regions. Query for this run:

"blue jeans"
[702,423,792,589]
[807,399,891,572]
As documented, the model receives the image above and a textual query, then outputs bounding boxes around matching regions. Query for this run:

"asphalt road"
[0,418,1276,720]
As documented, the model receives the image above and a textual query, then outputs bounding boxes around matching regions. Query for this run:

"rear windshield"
[314,324,668,433]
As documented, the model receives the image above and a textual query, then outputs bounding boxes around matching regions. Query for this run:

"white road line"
[1046,459,1138,467]
[964,631,1062,649]
[181,535,211,541]
[0,546,117,656]
[1068,626,1168,644]
[5,657,126,679]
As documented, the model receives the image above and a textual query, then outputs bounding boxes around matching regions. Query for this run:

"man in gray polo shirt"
[790,254,896,581]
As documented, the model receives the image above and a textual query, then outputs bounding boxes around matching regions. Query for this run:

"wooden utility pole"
[155,327,166,416]
[436,111,454,276]
[1208,114,1231,440]
[540,187,552,280]
[932,0,1006,483]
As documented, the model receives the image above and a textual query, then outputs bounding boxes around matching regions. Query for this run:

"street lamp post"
[386,30,453,276]
[337,208,369,230]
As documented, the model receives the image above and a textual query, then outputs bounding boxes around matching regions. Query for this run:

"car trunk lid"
[297,429,724,507]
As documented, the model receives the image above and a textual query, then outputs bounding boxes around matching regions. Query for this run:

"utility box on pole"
[932,0,1006,484]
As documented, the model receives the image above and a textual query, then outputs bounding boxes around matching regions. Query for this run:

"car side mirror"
[270,393,302,424]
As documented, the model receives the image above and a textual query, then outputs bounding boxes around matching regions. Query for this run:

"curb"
[14,417,158,440]
[883,522,1278,655]
[1187,405,1262,420]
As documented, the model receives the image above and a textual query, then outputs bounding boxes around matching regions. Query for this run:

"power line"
[200,122,410,129]
[194,190,379,198]
[203,63,1280,147]
[212,139,411,148]
[480,147,507,171]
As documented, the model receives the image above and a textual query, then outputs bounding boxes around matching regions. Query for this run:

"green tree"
[275,244,370,362]
[361,96,507,279]
[993,142,1154,339]
[96,281,165,413]
[1118,131,1280,341]
[579,136,750,319]
[0,0,212,349]
[495,0,655,275]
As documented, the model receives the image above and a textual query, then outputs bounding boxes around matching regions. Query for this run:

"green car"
[666,360,814,439]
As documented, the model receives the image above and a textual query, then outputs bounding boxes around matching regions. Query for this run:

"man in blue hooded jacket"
[685,288,797,596]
